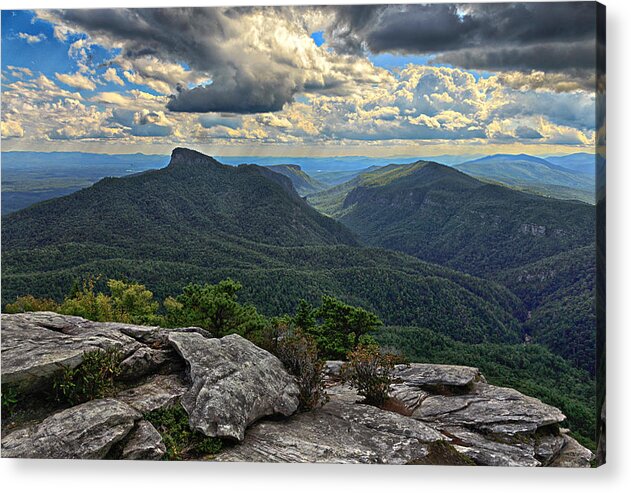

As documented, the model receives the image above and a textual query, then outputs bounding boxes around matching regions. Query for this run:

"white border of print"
[0,1,629,492]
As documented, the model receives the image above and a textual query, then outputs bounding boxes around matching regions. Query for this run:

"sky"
[0,4,604,157]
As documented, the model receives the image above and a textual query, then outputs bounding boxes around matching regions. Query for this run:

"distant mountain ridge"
[545,153,596,175]
[454,153,595,203]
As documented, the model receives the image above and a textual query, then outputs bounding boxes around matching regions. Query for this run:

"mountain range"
[307,159,596,375]
[2,148,526,345]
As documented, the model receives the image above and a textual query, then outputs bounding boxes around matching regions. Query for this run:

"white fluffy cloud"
[1,119,25,138]
[2,7,597,153]
[18,32,46,44]
[55,71,96,91]
[103,68,124,86]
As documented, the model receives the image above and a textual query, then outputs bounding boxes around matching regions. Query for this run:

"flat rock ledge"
[1,399,140,459]
[217,363,593,467]
[217,385,446,464]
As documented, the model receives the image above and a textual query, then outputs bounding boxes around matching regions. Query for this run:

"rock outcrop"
[1,313,593,466]
[168,332,300,441]
[120,420,166,460]
[218,364,589,467]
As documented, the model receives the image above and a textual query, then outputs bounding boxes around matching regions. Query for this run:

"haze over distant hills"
[264,164,326,195]
[2,150,597,214]
[454,153,595,203]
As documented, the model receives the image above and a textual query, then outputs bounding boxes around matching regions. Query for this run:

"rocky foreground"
[1,312,592,466]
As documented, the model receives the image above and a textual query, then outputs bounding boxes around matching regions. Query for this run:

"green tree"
[59,276,114,322]
[310,295,382,359]
[164,279,266,337]
[4,295,60,314]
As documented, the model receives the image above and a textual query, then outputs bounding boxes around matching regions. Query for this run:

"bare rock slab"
[1,398,140,459]
[168,332,299,441]
[217,385,445,464]
[393,363,484,389]
[550,434,594,468]
[413,383,566,435]
[2,312,140,392]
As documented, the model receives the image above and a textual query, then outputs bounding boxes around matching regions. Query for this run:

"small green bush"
[4,295,60,314]
[53,348,123,405]
[342,340,399,406]
[144,404,222,460]
[1,384,20,419]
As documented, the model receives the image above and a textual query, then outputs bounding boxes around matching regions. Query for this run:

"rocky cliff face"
[1,312,592,466]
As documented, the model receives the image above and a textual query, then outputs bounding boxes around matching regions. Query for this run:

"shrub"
[4,295,60,314]
[1,384,20,419]
[144,404,223,460]
[53,348,123,405]
[107,279,160,324]
[59,276,114,322]
[275,326,327,410]
[342,340,399,406]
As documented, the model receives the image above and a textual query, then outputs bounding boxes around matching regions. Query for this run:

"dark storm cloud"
[167,75,297,114]
[41,7,336,114]
[328,2,598,73]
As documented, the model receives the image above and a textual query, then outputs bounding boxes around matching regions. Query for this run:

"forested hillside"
[1,148,599,449]
[310,160,595,277]
[308,159,597,377]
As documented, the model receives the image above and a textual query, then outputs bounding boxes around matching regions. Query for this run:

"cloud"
[36,7,390,113]
[103,67,124,86]
[327,3,597,74]
[7,66,34,79]
[55,71,96,90]
[496,70,595,93]
[198,114,242,129]
[18,32,46,44]
[515,126,543,140]
[1,120,25,138]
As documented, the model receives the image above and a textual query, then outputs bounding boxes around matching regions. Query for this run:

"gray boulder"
[550,434,594,467]
[444,426,541,467]
[1,312,142,392]
[119,346,175,380]
[393,363,484,389]
[168,332,300,441]
[120,420,166,460]
[0,313,207,392]
[387,363,592,467]
[1,398,140,459]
